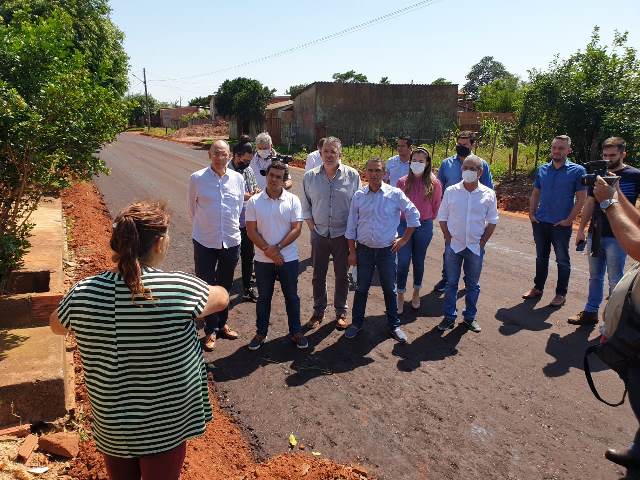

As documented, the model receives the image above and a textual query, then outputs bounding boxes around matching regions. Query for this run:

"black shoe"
[242,286,258,302]
[433,279,446,294]
[606,449,640,468]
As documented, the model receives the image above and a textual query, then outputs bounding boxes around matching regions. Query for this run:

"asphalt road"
[95,133,634,480]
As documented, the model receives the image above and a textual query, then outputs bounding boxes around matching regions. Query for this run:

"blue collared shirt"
[384,155,411,187]
[533,160,586,224]
[345,183,420,248]
[437,155,494,190]
[188,166,245,249]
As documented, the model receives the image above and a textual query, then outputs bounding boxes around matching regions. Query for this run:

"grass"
[143,127,176,137]
[278,142,545,182]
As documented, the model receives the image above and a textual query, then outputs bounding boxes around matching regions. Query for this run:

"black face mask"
[456,145,471,157]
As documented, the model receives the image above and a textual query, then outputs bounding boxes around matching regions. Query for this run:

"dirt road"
[95,133,633,479]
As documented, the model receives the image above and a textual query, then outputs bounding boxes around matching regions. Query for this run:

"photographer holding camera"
[249,131,293,191]
[592,146,640,472]
[569,137,640,326]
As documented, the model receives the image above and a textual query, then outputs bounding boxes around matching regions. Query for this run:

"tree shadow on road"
[391,325,467,372]
[495,299,555,335]
[542,323,607,377]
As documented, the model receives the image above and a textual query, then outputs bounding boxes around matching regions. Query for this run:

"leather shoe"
[549,295,566,308]
[568,310,598,325]
[606,448,640,468]
[522,288,543,299]
[218,324,239,340]
[306,312,324,329]
[203,334,216,352]
[335,313,348,330]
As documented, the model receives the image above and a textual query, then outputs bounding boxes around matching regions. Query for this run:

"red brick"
[0,423,31,438]
[16,434,38,463]
[38,431,79,458]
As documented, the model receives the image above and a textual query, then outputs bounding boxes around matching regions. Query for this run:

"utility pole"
[143,68,151,131]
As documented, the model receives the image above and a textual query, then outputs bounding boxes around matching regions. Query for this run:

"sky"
[110,0,640,103]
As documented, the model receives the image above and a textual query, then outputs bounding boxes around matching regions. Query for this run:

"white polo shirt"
[245,189,303,263]
[436,181,499,256]
[305,150,322,171]
[188,166,245,249]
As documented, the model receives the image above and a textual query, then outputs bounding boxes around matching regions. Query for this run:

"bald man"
[188,140,245,351]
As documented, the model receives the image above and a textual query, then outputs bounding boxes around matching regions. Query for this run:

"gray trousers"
[311,230,349,316]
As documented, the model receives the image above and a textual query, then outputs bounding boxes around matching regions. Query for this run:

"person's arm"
[391,226,415,253]
[576,197,595,244]
[431,178,443,217]
[383,160,391,184]
[391,192,419,253]
[49,310,68,336]
[439,221,452,243]
[480,161,494,190]
[345,194,359,266]
[529,187,541,223]
[480,223,497,248]
[197,286,230,319]
[480,192,499,248]
[347,239,357,266]
[187,175,197,221]
[300,175,315,230]
[283,165,293,190]
[555,189,587,226]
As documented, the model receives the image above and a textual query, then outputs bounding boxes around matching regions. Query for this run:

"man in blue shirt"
[384,135,412,187]
[568,136,640,325]
[523,135,587,307]
[345,158,421,343]
[433,131,494,293]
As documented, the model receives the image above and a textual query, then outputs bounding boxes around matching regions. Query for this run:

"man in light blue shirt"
[384,135,412,187]
[345,158,420,343]
[434,131,494,293]
[188,140,245,351]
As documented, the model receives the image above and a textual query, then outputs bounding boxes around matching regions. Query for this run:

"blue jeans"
[193,240,240,335]
[254,260,301,337]
[584,235,627,313]
[396,219,433,293]
[352,244,400,330]
[532,222,572,296]
[443,246,484,321]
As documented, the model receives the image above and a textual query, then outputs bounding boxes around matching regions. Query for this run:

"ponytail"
[110,202,169,301]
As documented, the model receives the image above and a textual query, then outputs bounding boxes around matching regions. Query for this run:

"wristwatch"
[600,198,619,211]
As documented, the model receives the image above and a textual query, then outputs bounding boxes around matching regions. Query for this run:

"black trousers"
[193,239,239,335]
[240,227,255,290]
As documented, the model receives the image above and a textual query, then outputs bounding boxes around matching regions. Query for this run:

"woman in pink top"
[395,147,443,313]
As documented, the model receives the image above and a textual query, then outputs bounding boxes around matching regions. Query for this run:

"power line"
[147,0,441,83]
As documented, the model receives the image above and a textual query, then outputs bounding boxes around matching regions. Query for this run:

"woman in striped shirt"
[50,201,228,480]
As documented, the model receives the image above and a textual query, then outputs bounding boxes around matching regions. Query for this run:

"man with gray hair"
[301,136,361,330]
[522,135,587,307]
[436,155,499,333]
[249,131,292,190]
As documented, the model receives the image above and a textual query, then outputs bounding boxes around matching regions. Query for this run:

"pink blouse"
[396,174,442,221]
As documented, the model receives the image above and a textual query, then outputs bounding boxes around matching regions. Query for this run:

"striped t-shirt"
[58,267,212,458]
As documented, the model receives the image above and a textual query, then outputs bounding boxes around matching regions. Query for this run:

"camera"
[581,160,619,186]
[258,154,293,176]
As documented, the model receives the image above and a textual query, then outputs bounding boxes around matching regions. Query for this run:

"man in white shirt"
[188,140,245,351]
[249,131,293,190]
[245,160,308,351]
[436,155,499,333]
[384,135,412,187]
[304,138,325,171]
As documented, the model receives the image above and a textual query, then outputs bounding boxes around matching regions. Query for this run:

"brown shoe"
[549,295,566,308]
[522,288,543,299]
[218,324,239,340]
[335,312,348,330]
[306,312,324,329]
[568,310,598,325]
[203,334,216,352]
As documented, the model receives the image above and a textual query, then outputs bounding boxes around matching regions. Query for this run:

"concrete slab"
[0,327,72,426]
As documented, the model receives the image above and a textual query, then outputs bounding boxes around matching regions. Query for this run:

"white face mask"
[462,170,478,183]
[257,149,271,159]
[410,162,426,176]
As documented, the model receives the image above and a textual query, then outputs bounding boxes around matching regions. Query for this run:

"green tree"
[521,27,640,163]
[431,77,453,85]
[379,76,390,84]
[285,83,309,99]
[332,70,368,83]
[125,93,158,127]
[476,74,523,112]
[463,56,510,100]
[0,1,128,291]
[188,95,211,107]
[215,77,274,134]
